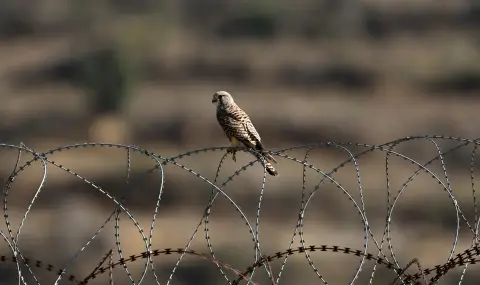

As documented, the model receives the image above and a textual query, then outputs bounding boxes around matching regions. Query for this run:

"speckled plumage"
[212,91,278,176]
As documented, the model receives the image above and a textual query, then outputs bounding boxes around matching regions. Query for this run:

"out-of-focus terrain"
[0,1,480,284]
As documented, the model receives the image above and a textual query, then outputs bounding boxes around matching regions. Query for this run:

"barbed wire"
[1,135,480,284]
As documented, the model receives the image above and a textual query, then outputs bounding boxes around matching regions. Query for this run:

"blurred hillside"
[0,0,479,146]
[0,1,480,284]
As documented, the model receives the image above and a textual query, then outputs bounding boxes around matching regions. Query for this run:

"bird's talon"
[227,148,237,162]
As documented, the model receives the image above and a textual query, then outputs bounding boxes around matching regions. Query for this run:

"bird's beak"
[212,98,217,103]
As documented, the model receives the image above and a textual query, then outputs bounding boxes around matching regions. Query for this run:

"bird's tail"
[265,162,278,176]
[254,152,279,176]
[254,143,278,164]
[263,152,278,164]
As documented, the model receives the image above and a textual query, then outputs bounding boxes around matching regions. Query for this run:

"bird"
[212,90,278,176]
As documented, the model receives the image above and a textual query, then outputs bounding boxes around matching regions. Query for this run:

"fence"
[1,135,480,284]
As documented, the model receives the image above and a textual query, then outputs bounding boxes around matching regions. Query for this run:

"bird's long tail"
[254,152,278,176]
[263,152,278,164]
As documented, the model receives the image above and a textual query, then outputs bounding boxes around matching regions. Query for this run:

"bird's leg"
[226,147,237,162]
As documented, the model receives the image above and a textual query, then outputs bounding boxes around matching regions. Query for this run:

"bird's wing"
[220,107,277,163]
[244,119,263,147]
[218,108,252,144]
[224,108,261,148]
[244,119,278,163]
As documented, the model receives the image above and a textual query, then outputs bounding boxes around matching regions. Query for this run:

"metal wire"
[0,135,479,284]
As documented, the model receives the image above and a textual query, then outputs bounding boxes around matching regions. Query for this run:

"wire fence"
[1,135,480,285]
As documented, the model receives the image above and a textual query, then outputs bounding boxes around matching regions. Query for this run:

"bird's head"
[212,90,234,106]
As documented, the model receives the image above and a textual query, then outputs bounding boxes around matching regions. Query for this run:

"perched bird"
[212,90,278,176]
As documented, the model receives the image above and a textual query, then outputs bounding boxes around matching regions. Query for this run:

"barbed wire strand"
[3,144,49,285]
[6,240,480,285]
[2,136,480,284]
[1,144,166,284]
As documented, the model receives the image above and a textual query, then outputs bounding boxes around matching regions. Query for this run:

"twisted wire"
[0,136,479,284]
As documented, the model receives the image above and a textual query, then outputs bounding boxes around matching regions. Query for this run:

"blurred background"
[0,0,480,284]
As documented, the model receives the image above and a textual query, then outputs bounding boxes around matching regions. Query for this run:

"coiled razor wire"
[0,135,480,284]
